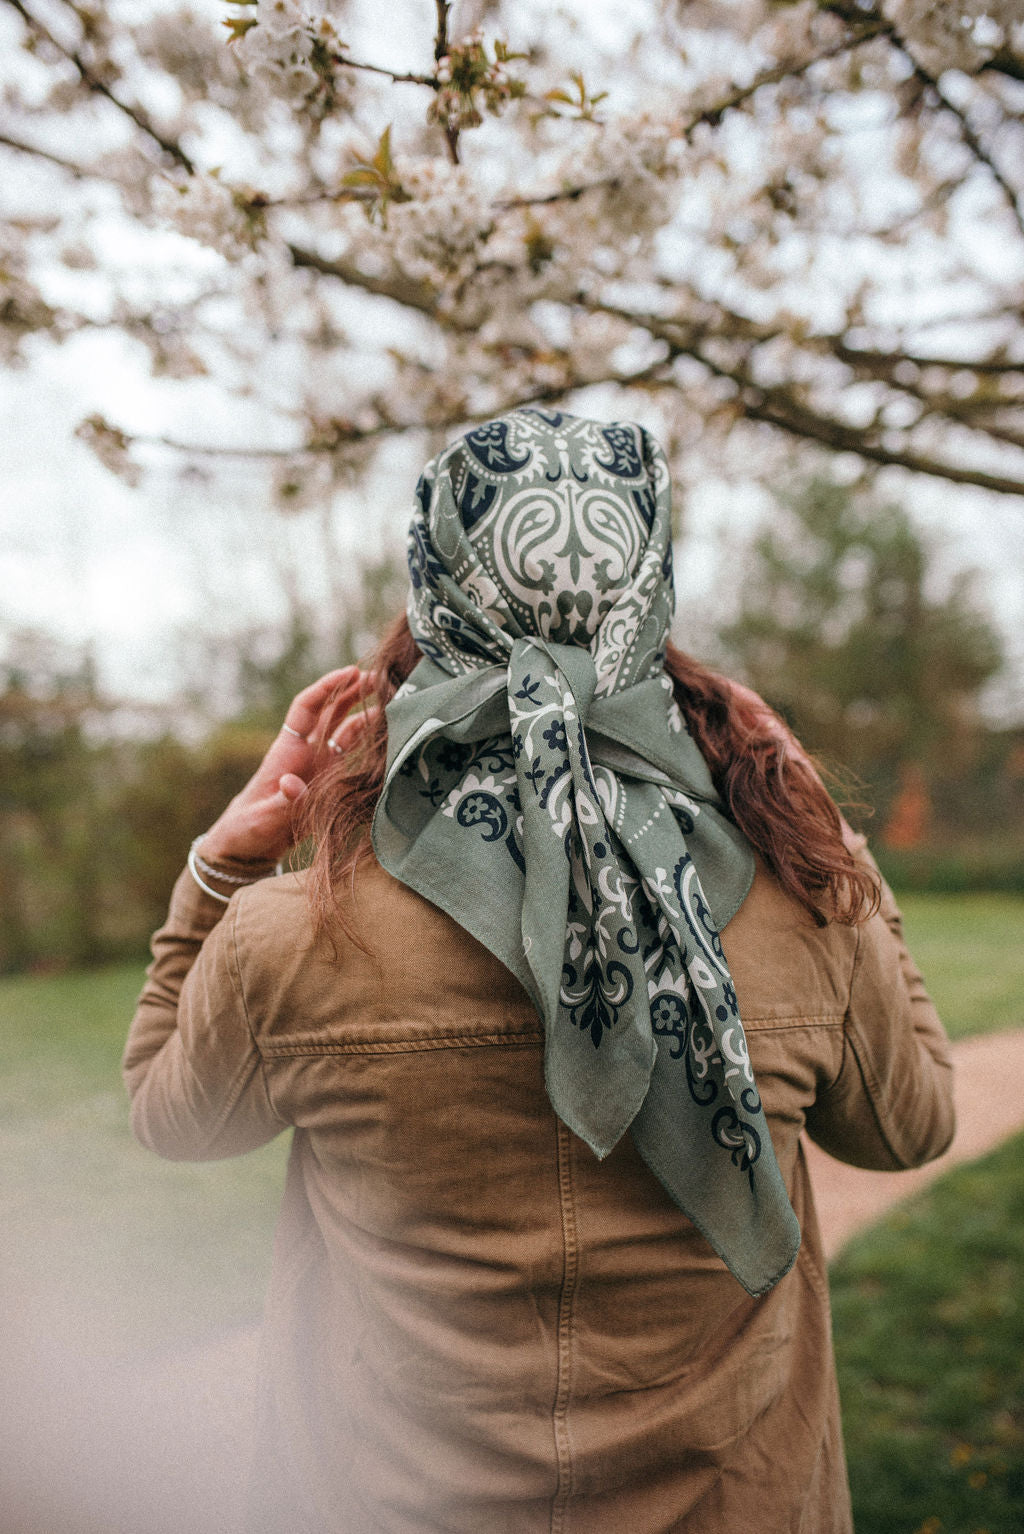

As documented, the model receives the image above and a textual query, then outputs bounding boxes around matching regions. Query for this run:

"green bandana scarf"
[371,408,800,1296]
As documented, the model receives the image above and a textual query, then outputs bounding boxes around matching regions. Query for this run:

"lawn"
[1,892,1022,1527]
[897,894,1024,1040]
[833,1131,1024,1534]
[0,962,289,1356]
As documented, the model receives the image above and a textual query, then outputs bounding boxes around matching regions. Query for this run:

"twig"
[2,0,194,172]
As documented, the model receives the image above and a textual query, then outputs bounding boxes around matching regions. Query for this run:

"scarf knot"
[372,408,801,1296]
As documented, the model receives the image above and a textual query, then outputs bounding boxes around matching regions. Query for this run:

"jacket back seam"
[551,1120,579,1533]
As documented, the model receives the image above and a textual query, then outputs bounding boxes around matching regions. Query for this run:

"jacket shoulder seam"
[261,1030,545,1058]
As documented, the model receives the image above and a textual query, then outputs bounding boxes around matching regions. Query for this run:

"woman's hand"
[198,666,374,866]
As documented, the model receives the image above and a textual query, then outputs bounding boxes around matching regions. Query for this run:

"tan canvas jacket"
[124,846,954,1534]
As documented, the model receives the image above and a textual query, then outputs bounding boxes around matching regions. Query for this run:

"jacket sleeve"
[122,866,289,1161]
[804,861,956,1171]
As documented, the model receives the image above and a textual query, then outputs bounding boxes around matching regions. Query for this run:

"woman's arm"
[122,666,371,1160]
[723,679,955,1167]
[804,865,955,1171]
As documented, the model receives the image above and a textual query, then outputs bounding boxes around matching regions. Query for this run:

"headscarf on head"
[371,407,800,1296]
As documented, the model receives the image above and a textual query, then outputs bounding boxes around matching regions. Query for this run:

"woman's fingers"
[281,667,361,743]
[277,772,308,803]
[196,667,376,865]
[328,701,380,756]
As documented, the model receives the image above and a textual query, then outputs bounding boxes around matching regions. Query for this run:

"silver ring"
[281,723,304,740]
[327,738,344,755]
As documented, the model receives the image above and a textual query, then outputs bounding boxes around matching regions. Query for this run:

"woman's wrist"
[194,833,279,872]
[187,835,280,904]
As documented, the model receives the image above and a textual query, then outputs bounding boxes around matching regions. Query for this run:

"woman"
[124,409,954,1534]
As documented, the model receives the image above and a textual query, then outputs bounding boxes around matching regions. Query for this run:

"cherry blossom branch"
[2,0,194,172]
[911,62,1024,242]
[76,357,675,463]
[496,18,893,211]
[585,300,1024,497]
[0,130,89,178]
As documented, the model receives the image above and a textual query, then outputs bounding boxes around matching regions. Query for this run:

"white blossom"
[386,159,495,287]
[151,172,264,260]
[883,0,1018,75]
[231,0,343,103]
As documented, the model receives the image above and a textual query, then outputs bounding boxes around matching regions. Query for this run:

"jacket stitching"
[742,1014,845,1033]
[195,899,274,1148]
[228,894,289,1131]
[260,1032,545,1058]
[551,1120,579,1532]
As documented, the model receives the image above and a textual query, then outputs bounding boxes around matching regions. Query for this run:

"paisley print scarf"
[371,408,800,1296]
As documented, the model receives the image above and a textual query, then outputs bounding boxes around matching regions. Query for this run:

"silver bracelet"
[190,838,267,885]
[187,841,231,904]
[187,837,274,904]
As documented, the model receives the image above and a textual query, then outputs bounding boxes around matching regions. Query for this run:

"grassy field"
[833,1132,1024,1534]
[0,962,288,1355]
[897,894,1024,1040]
[1,892,1022,1527]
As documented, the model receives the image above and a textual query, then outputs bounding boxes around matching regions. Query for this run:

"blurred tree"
[0,635,112,969]
[0,0,1022,515]
[720,477,1005,827]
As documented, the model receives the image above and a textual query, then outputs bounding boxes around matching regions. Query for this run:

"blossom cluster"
[227,0,344,105]
[151,172,267,260]
[385,159,495,288]
[427,29,526,134]
[884,0,1023,75]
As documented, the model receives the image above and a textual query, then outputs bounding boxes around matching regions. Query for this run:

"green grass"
[834,1131,1024,1534]
[897,894,1024,1040]
[1,962,289,1358]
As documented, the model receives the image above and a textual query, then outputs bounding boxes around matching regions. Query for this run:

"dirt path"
[805,1027,1024,1258]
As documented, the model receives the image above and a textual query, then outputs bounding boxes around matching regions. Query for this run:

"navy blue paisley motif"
[673,853,727,962]
[468,739,516,772]
[672,804,695,835]
[562,957,634,1049]
[458,470,498,531]
[463,421,531,474]
[407,513,445,592]
[595,424,644,478]
[632,483,657,530]
[650,990,689,1060]
[456,791,508,843]
[711,1105,762,1181]
[539,761,571,810]
[436,740,472,773]
[433,608,495,661]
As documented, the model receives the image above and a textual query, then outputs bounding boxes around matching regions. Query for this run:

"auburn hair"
[297,610,879,941]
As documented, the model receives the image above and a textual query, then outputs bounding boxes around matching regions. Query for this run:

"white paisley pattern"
[372,408,801,1297]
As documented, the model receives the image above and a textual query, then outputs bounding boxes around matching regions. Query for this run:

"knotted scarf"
[371,408,800,1296]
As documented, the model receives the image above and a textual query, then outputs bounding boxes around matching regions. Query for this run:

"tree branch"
[3,0,194,172]
[80,357,677,463]
[286,243,438,316]
[495,18,893,212]
[585,299,1024,498]
[915,63,1024,241]
[0,130,89,178]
